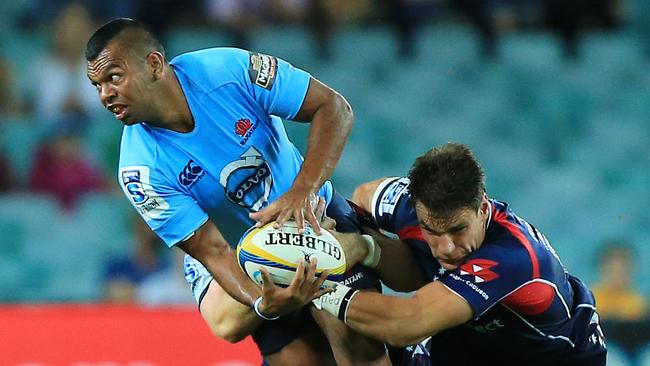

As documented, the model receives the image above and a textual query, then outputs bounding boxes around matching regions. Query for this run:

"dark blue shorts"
[251,192,381,355]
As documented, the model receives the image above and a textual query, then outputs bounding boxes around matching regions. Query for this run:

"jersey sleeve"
[184,254,213,305]
[241,51,311,120]
[440,244,534,318]
[370,176,439,280]
[118,165,208,247]
[172,48,310,119]
[370,177,417,235]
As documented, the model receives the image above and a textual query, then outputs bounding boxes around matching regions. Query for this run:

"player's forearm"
[203,251,262,307]
[295,92,353,190]
[343,292,431,347]
[315,282,473,347]
[178,229,261,307]
[200,281,262,343]
[209,301,261,342]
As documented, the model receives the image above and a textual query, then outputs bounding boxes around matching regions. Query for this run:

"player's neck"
[155,71,195,133]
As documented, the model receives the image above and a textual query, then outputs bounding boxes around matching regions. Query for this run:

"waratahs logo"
[234,118,258,146]
[178,160,205,188]
[234,118,253,137]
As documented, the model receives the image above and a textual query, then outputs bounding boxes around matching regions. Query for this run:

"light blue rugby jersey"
[118,48,333,247]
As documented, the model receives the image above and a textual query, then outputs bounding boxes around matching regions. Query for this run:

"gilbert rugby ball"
[237,221,346,288]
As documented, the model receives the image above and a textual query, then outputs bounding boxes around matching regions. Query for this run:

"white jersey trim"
[370,177,402,222]
[504,306,576,348]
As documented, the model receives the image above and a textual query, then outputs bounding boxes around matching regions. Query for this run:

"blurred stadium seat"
[637,343,650,366]
[0,118,44,186]
[606,341,634,366]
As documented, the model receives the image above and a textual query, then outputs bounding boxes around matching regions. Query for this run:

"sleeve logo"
[248,52,277,90]
[122,169,148,204]
[378,178,410,216]
[119,166,169,220]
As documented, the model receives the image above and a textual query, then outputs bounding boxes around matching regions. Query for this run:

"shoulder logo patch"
[378,178,410,216]
[248,52,277,90]
[119,166,169,220]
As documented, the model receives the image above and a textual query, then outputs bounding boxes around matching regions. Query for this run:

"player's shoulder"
[119,124,158,162]
[488,200,537,243]
[117,123,158,192]
[170,47,250,91]
[484,199,549,264]
[171,47,249,69]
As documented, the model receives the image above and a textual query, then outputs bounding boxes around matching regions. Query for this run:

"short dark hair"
[408,143,485,217]
[85,18,164,61]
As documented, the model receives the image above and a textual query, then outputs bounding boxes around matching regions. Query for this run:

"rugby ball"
[237,221,346,288]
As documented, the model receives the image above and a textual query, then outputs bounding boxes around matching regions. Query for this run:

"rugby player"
[305,143,607,365]
[85,18,388,366]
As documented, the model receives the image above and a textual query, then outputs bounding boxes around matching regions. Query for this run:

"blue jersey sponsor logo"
[220,146,274,211]
[248,52,278,90]
[178,160,205,188]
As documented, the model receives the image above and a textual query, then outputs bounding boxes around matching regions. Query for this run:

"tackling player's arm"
[250,78,353,233]
[199,279,261,343]
[351,178,388,212]
[317,281,474,347]
[178,221,261,308]
[335,229,427,292]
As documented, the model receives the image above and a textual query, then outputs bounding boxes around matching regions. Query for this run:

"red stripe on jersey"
[502,282,556,315]
[492,208,507,222]
[493,213,540,278]
[398,225,424,242]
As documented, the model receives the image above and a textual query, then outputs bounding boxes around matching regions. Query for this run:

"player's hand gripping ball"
[237,221,346,288]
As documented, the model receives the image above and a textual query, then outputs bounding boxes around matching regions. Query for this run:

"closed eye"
[449,226,467,234]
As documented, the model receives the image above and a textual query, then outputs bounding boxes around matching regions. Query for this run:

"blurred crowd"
[0,0,631,197]
[0,0,648,361]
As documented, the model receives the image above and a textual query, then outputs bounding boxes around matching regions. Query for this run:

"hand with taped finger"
[256,257,332,319]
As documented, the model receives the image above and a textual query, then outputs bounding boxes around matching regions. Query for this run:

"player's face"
[87,43,156,125]
[415,198,489,271]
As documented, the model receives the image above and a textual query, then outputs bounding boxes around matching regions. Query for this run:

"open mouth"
[109,105,127,120]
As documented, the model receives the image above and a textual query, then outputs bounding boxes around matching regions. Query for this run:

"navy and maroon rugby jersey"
[370,177,606,365]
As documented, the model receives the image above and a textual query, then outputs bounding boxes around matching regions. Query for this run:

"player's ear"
[479,195,489,216]
[146,51,165,80]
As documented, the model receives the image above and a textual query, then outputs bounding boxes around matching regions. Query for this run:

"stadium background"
[0,0,648,365]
